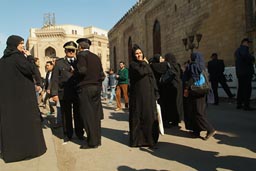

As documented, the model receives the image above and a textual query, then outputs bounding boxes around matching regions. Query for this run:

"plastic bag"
[156,102,164,135]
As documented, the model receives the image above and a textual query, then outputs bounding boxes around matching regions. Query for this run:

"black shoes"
[204,130,217,140]
[189,131,200,138]
[237,103,255,111]
[243,106,255,111]
[80,144,99,149]
[229,94,236,98]
[236,104,243,109]
[77,136,85,140]
[163,122,171,128]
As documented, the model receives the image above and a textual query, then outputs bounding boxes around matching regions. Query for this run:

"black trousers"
[237,76,252,107]
[60,99,84,139]
[211,76,233,104]
[78,85,103,146]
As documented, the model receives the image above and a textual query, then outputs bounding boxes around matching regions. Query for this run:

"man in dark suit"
[76,38,105,148]
[235,38,255,111]
[51,41,84,141]
[43,61,55,114]
[207,53,235,105]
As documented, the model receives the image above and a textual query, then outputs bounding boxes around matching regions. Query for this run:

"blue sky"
[0,0,137,55]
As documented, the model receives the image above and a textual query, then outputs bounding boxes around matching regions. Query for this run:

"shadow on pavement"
[108,112,129,122]
[117,166,167,171]
[207,103,256,153]
[140,142,256,171]
[42,115,84,146]
[102,127,129,146]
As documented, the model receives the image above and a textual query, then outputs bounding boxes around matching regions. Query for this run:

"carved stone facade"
[27,25,109,77]
[108,0,256,70]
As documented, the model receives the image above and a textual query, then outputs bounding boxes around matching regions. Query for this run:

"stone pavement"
[1,100,256,171]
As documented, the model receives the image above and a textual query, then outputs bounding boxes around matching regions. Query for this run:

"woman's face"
[135,49,143,61]
[17,41,25,51]
[159,56,165,62]
[17,41,25,52]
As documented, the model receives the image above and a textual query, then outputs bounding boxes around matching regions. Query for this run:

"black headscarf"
[189,52,205,81]
[131,44,144,61]
[164,52,177,64]
[3,35,24,57]
[149,54,161,64]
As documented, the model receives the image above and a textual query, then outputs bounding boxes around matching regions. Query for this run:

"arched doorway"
[153,20,161,55]
[41,47,56,77]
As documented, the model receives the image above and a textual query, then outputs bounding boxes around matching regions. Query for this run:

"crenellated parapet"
[35,26,65,38]
[109,0,146,34]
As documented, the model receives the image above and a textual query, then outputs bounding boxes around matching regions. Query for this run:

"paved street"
[1,100,256,171]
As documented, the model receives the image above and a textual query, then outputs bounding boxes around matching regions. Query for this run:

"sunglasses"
[66,49,75,53]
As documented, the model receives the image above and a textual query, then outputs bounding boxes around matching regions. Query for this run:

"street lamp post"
[182,33,202,53]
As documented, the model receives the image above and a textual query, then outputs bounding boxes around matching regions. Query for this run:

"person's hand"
[22,49,31,56]
[52,95,59,102]
[144,57,149,64]
[183,89,189,97]
[46,89,50,94]
[35,85,41,92]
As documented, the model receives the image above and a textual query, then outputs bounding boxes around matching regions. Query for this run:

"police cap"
[76,38,92,45]
[63,41,77,49]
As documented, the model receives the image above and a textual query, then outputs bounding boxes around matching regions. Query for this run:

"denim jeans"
[109,87,116,104]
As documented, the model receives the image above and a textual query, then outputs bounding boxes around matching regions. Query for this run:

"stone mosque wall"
[108,0,255,69]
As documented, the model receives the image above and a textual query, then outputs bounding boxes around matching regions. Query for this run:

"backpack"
[159,62,175,85]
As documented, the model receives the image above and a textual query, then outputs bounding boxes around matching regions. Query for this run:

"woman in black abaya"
[129,44,159,148]
[183,52,216,140]
[150,53,183,128]
[0,35,47,162]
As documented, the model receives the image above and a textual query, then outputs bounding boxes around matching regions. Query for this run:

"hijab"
[164,52,177,64]
[149,54,161,63]
[3,35,24,58]
[189,52,205,80]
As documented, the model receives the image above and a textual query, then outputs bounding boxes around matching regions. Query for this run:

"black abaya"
[0,43,46,162]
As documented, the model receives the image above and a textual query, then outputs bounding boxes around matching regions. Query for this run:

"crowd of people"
[0,35,255,163]
[0,35,105,162]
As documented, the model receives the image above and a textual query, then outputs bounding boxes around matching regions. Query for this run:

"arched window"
[128,36,132,64]
[153,20,161,55]
[45,47,56,58]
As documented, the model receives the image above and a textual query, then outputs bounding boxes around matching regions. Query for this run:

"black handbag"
[159,62,175,85]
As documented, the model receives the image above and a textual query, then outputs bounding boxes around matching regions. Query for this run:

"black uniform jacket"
[51,57,78,100]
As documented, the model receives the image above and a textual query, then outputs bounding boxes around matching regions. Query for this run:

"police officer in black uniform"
[76,38,105,148]
[51,41,84,141]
